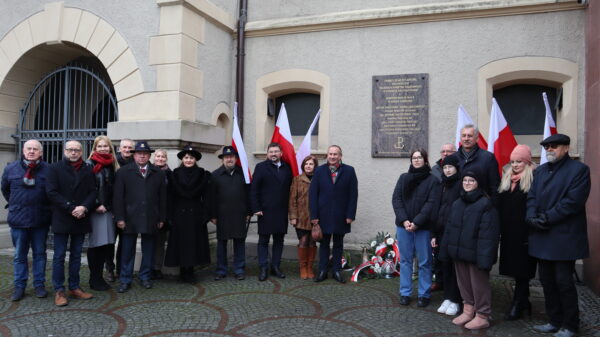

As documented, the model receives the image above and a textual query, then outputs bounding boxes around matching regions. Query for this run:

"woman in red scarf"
[86,135,119,291]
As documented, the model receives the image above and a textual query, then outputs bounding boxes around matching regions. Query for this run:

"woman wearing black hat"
[440,169,500,330]
[164,145,211,283]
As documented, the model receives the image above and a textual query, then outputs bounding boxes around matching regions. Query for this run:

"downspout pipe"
[235,0,248,135]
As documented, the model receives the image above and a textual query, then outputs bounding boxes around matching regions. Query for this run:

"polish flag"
[271,103,299,176]
[455,105,488,150]
[296,109,321,174]
[231,102,251,183]
[488,98,518,174]
[540,92,558,165]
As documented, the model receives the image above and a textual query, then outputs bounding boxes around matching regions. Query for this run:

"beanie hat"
[441,155,459,170]
[510,144,532,165]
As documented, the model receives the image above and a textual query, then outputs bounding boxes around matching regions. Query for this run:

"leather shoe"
[533,323,559,333]
[332,271,346,284]
[259,267,268,281]
[553,329,576,337]
[430,282,443,291]
[11,287,25,301]
[69,288,93,299]
[214,274,226,281]
[54,291,68,306]
[417,297,430,307]
[151,269,164,280]
[34,286,48,298]
[140,279,153,289]
[235,273,245,280]
[399,296,411,306]
[314,271,328,282]
[117,283,130,293]
[271,266,286,279]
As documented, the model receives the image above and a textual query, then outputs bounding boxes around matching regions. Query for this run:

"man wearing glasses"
[46,140,97,306]
[431,143,457,182]
[527,134,590,337]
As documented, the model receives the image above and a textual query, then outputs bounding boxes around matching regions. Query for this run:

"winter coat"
[165,165,211,267]
[527,154,590,261]
[46,158,97,234]
[431,160,443,182]
[498,184,536,279]
[392,169,440,230]
[309,163,358,235]
[289,173,313,231]
[432,172,462,239]
[449,145,500,204]
[250,160,292,235]
[86,159,115,211]
[440,188,500,271]
[211,165,250,240]
[1,160,51,229]
[113,162,167,235]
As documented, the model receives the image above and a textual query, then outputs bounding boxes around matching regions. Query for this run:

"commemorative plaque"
[372,74,429,157]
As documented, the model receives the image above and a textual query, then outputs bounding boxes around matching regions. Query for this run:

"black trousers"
[319,233,344,272]
[538,259,579,332]
[442,258,462,303]
[513,277,531,302]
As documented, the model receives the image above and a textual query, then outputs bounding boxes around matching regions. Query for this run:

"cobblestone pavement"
[0,254,598,337]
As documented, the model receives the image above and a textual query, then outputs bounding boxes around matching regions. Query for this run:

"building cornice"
[156,0,236,32]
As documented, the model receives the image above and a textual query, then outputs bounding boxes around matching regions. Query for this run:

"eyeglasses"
[411,156,423,160]
[65,148,82,153]
[463,178,477,184]
[543,143,560,150]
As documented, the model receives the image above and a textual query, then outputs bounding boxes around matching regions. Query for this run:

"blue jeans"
[120,233,155,284]
[397,227,432,298]
[11,227,49,289]
[216,238,246,275]
[257,234,284,268]
[52,233,85,291]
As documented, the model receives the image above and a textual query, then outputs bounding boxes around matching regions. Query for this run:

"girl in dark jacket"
[441,169,500,330]
[165,145,211,283]
[392,148,441,307]
[86,135,119,291]
[431,155,462,316]
[498,145,536,320]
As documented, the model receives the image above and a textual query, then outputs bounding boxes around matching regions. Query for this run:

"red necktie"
[140,168,146,175]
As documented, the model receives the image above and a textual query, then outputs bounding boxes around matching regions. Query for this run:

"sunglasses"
[543,143,561,150]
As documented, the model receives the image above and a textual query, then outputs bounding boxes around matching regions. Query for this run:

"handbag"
[311,222,323,242]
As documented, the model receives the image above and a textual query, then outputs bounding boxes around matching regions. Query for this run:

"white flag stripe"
[232,102,251,183]
[296,109,321,174]
[540,92,557,165]
[455,105,475,149]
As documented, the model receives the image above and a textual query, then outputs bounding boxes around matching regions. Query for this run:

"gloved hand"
[526,216,550,231]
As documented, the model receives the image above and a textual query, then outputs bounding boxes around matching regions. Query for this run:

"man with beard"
[527,134,590,337]
[250,143,292,281]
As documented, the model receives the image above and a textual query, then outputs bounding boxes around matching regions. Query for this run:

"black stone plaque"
[372,74,429,158]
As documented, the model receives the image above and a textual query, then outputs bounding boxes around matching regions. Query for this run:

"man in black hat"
[113,141,167,293]
[210,146,251,280]
[527,133,590,337]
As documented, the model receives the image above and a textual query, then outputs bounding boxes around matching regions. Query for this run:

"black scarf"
[461,188,484,203]
[442,171,460,186]
[403,165,430,197]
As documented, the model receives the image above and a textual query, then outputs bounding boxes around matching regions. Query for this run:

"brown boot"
[306,246,317,279]
[69,288,94,300]
[464,313,490,330]
[54,291,68,307]
[452,304,474,326]
[298,247,308,279]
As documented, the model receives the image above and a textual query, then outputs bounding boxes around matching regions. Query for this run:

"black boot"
[259,267,268,281]
[88,247,110,291]
[504,300,531,320]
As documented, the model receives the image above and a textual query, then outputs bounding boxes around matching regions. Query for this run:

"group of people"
[392,124,590,337]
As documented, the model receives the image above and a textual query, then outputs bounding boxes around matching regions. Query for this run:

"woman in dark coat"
[441,169,500,330]
[431,155,462,316]
[165,145,211,283]
[86,135,118,291]
[498,145,536,320]
[392,148,441,308]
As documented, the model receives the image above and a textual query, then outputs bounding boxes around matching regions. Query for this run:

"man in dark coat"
[310,145,358,284]
[431,143,456,182]
[211,146,251,280]
[46,140,97,306]
[1,140,51,301]
[448,124,500,203]
[527,134,590,337]
[250,142,292,281]
[113,141,166,293]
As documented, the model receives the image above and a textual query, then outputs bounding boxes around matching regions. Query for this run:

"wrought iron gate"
[16,65,118,163]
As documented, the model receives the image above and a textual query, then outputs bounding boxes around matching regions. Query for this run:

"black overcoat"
[527,154,590,261]
[309,163,358,235]
[432,173,462,240]
[498,184,536,278]
[250,160,292,235]
[211,165,250,240]
[113,162,167,235]
[86,159,115,211]
[450,145,500,204]
[392,171,441,230]
[165,166,211,267]
[46,158,97,234]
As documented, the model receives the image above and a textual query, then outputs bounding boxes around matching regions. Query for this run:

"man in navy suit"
[310,145,358,283]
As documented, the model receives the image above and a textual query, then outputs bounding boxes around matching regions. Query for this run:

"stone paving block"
[1,310,119,336]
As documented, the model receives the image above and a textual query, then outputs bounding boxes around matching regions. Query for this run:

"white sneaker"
[437,299,451,313]
[445,302,460,316]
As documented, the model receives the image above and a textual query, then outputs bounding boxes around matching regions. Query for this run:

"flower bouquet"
[350,232,400,282]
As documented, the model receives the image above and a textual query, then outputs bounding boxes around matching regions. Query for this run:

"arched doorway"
[16,57,118,163]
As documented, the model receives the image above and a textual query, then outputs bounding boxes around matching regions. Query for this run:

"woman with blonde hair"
[86,135,119,291]
[151,149,171,280]
[498,144,537,320]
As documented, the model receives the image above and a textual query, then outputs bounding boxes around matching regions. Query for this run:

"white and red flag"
[488,98,518,174]
[296,109,321,174]
[540,92,558,165]
[271,103,299,176]
[455,105,488,150]
[232,102,251,183]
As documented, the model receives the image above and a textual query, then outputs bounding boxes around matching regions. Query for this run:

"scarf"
[69,158,83,171]
[403,165,430,197]
[510,171,522,192]
[155,163,170,171]
[23,159,40,186]
[90,152,114,174]
[329,163,341,183]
